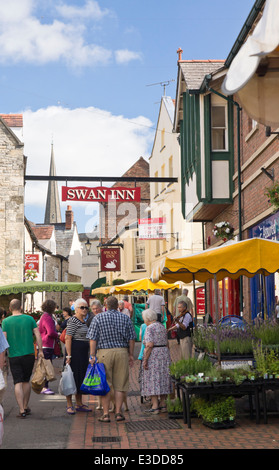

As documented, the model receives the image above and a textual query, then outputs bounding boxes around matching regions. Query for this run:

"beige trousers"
[179,337,193,360]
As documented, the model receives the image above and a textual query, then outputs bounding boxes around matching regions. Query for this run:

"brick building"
[174,1,279,322]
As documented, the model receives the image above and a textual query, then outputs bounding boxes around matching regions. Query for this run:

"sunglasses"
[79,306,89,310]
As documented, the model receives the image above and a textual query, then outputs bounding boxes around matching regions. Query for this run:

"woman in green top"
[2,299,43,418]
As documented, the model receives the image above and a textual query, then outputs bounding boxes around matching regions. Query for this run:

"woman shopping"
[141,309,173,414]
[39,299,59,395]
[64,298,92,415]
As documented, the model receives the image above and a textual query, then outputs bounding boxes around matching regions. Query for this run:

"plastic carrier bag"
[80,361,110,396]
[58,364,77,396]
[0,404,4,446]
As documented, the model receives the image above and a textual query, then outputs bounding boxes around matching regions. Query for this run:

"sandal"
[76,405,92,412]
[98,414,110,422]
[25,408,31,415]
[115,412,125,422]
[144,408,160,415]
[67,406,76,415]
[17,412,27,419]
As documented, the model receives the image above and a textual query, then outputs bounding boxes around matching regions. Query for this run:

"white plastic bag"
[0,404,4,446]
[58,364,77,396]
[0,370,5,391]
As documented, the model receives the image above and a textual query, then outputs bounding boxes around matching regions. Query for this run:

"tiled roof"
[32,225,54,240]
[0,114,23,127]
[179,60,225,91]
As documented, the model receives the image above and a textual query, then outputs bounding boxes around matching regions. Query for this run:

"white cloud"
[23,105,154,209]
[115,49,143,64]
[56,0,111,21]
[0,0,142,67]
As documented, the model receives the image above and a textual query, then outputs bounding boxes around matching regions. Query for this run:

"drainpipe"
[204,76,243,312]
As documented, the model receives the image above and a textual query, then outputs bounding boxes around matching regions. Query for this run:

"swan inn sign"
[100,247,121,272]
[62,186,141,202]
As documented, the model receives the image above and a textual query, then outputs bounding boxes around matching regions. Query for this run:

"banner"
[196,287,205,316]
[62,186,141,202]
[100,247,121,272]
[138,217,166,239]
[25,254,39,273]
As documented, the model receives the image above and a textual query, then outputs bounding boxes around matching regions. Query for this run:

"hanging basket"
[265,182,279,212]
[212,222,234,242]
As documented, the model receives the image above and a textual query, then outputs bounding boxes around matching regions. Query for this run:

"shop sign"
[25,254,39,273]
[62,186,141,202]
[100,247,121,272]
[138,217,166,239]
[196,287,205,315]
[251,212,279,240]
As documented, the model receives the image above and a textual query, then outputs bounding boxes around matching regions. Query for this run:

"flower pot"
[202,419,235,430]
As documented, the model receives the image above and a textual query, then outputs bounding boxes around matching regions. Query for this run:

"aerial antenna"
[146,79,175,96]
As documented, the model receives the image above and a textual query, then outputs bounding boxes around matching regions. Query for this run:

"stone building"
[0,115,24,287]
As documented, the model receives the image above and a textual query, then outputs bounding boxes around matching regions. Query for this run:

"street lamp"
[85,238,92,256]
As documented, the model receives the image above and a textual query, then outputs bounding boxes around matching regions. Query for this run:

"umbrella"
[0,280,84,296]
[110,277,180,295]
[151,238,279,363]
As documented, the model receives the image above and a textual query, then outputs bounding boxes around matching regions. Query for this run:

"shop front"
[250,211,279,320]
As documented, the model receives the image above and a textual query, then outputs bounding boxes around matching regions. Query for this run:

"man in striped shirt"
[87,296,136,422]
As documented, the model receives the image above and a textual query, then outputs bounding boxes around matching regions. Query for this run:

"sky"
[0,0,256,235]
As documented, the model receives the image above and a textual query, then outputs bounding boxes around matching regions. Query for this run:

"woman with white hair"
[141,309,173,414]
[64,298,92,415]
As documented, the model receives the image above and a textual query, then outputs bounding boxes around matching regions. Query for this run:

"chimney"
[65,205,74,230]
[177,47,183,62]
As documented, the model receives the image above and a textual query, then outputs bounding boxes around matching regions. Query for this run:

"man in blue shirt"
[87,296,136,423]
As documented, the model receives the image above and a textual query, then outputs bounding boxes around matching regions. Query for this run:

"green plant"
[265,181,279,210]
[192,395,236,424]
[169,357,213,379]
[166,397,183,413]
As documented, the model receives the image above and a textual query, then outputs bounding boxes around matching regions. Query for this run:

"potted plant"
[212,221,234,242]
[192,395,236,429]
[166,397,183,419]
[265,181,279,212]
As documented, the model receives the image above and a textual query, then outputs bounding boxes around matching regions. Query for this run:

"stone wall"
[0,119,24,285]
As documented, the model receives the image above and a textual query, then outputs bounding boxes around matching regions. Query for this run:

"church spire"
[44,142,62,224]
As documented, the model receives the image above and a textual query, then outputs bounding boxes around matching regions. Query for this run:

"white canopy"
[222,0,279,126]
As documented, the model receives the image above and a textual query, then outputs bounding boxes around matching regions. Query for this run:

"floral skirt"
[141,347,173,397]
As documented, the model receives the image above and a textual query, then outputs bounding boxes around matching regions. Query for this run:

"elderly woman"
[141,309,173,414]
[64,298,92,415]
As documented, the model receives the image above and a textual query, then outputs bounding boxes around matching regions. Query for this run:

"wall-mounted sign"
[25,254,39,273]
[62,186,141,202]
[196,287,205,316]
[100,247,121,272]
[138,217,166,239]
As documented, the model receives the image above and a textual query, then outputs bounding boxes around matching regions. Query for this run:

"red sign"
[100,247,121,272]
[25,254,39,273]
[138,217,166,239]
[62,186,141,202]
[196,287,205,315]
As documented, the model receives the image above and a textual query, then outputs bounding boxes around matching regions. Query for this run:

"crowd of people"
[0,289,194,424]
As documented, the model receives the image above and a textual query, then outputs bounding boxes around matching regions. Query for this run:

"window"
[211,105,227,150]
[161,128,165,150]
[168,156,173,178]
[161,164,165,191]
[154,170,158,197]
[134,238,145,270]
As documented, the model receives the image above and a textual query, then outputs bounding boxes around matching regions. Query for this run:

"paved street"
[1,340,279,451]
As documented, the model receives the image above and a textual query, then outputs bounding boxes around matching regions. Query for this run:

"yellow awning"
[110,277,180,295]
[151,238,279,283]
[91,286,112,295]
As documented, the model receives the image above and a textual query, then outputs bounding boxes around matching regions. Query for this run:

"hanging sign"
[100,247,121,272]
[62,186,141,202]
[138,217,167,239]
[25,254,39,273]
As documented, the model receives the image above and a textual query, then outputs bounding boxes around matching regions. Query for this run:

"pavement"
[1,339,279,453]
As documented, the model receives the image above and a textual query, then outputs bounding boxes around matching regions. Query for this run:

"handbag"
[60,328,66,344]
[80,360,110,396]
[31,357,46,393]
[58,364,77,396]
